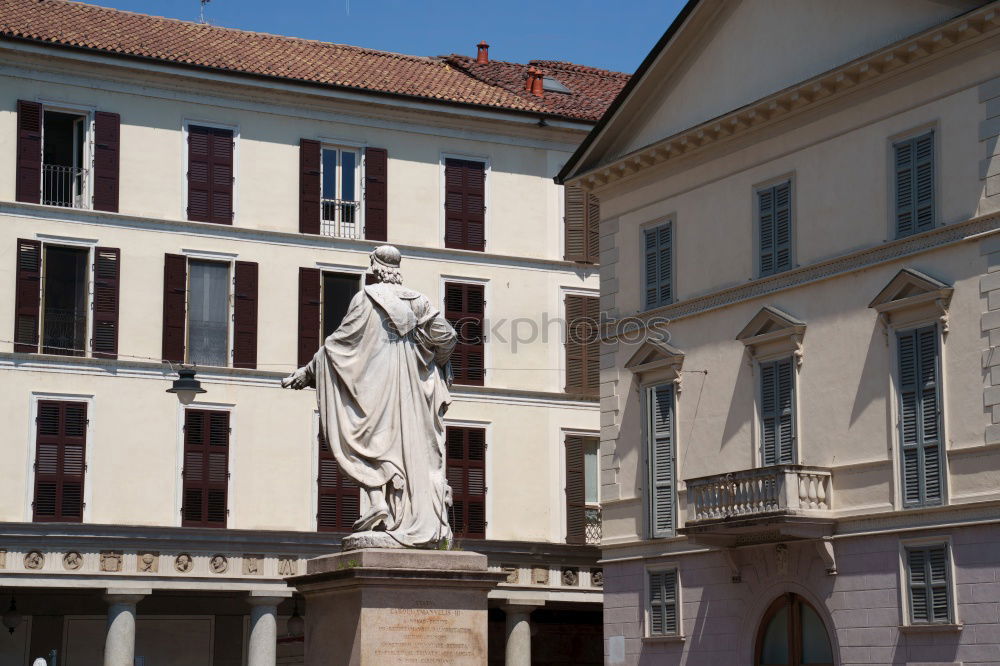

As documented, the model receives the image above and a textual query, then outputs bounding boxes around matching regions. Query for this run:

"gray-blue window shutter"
[649,384,675,537]
[648,569,678,635]
[759,181,792,276]
[760,359,795,465]
[644,223,672,309]
[895,132,934,238]
[897,326,942,507]
[907,545,951,623]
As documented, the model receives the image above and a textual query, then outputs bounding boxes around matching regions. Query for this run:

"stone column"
[502,603,542,666]
[247,590,293,666]
[103,589,150,666]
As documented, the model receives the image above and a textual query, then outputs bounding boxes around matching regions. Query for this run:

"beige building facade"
[0,1,626,663]
[560,1,1000,664]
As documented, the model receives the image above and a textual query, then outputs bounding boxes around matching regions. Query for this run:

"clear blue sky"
[84,0,686,74]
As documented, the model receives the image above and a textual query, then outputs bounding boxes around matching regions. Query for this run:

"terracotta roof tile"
[0,0,562,115]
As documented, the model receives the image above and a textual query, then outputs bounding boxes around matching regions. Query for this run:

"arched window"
[755,593,834,666]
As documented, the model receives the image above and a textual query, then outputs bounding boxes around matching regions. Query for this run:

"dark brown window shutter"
[233,261,258,369]
[565,294,599,395]
[14,239,42,353]
[93,112,120,213]
[181,409,229,527]
[446,426,486,539]
[92,247,120,359]
[16,100,42,204]
[299,139,321,235]
[565,435,586,544]
[298,267,321,367]
[444,159,485,251]
[564,185,600,263]
[364,147,388,241]
[162,254,187,363]
[187,125,233,225]
[444,282,485,386]
[317,430,361,532]
[33,400,87,522]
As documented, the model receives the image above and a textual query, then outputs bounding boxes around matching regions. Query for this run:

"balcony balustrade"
[321,199,362,239]
[42,164,88,209]
[585,507,601,545]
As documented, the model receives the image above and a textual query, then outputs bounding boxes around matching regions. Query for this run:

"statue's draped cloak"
[305,283,457,547]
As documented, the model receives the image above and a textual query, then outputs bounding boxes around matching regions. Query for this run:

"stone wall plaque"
[531,566,549,585]
[242,554,262,576]
[0,549,6,569]
[561,567,579,586]
[100,551,123,572]
[278,557,297,576]
[502,566,518,584]
[24,551,44,569]
[175,553,193,573]
[62,552,83,571]
[591,568,604,587]
[138,552,159,573]
[210,555,228,574]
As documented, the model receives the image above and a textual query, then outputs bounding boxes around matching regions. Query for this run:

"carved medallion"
[531,566,549,585]
[0,549,6,569]
[278,557,297,576]
[62,551,83,571]
[591,568,604,587]
[23,550,44,570]
[137,552,159,573]
[561,567,579,586]
[100,551,123,572]
[242,554,262,576]
[174,553,193,573]
[210,554,228,574]
[775,543,789,575]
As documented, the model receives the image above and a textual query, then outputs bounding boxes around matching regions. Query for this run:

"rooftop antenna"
[199,0,211,24]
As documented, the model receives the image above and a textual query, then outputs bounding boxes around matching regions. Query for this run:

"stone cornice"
[602,211,1000,341]
[574,3,1000,191]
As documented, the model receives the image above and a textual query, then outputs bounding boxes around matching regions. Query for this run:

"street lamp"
[3,597,21,635]
[166,366,206,405]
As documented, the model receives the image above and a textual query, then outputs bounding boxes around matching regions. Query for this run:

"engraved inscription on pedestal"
[138,552,159,573]
[243,554,262,575]
[24,551,44,570]
[369,607,480,663]
[63,551,83,571]
[101,551,123,572]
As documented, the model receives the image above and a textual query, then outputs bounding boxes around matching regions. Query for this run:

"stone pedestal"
[291,549,505,666]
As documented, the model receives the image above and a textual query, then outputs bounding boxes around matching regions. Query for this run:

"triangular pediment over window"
[737,306,806,365]
[625,337,685,387]
[869,268,952,332]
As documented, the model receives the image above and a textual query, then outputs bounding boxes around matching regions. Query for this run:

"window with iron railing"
[42,110,90,209]
[41,245,89,356]
[321,147,362,239]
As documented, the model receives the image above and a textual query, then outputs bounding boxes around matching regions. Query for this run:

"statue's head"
[370,245,403,285]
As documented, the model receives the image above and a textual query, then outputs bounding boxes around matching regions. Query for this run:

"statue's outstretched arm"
[281,360,315,390]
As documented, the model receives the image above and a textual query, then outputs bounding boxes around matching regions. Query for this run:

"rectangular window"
[446,426,486,539]
[564,185,600,263]
[647,568,679,636]
[906,544,953,624]
[181,409,229,528]
[317,430,360,532]
[33,400,87,522]
[444,158,486,251]
[759,358,796,466]
[41,245,88,356]
[42,109,89,209]
[444,282,485,385]
[321,146,362,239]
[646,383,675,538]
[758,180,792,276]
[322,272,362,339]
[894,131,934,238]
[187,124,234,224]
[897,326,944,507]
[566,435,601,545]
[187,260,230,367]
[643,222,672,310]
[565,294,599,395]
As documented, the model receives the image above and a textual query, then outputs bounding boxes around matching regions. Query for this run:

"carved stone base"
[341,531,403,550]
[291,549,505,665]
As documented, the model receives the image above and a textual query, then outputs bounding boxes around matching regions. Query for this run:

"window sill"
[643,634,685,643]
[899,623,963,633]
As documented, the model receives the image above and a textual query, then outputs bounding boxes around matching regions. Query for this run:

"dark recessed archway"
[755,593,834,666]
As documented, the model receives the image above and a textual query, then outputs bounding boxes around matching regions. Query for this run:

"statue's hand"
[281,367,311,390]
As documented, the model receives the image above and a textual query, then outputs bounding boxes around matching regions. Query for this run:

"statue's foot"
[353,503,389,532]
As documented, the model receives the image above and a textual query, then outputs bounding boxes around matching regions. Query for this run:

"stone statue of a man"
[282,245,457,548]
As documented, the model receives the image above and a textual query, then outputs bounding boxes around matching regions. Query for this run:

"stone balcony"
[679,465,835,548]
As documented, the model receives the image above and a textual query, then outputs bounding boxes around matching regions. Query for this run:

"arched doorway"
[755,593,834,666]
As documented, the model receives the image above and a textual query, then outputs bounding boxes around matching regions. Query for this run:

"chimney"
[476,41,489,64]
[526,67,544,97]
